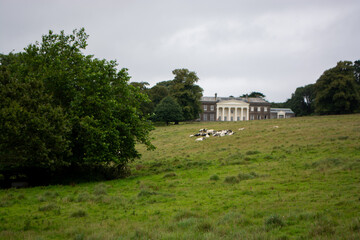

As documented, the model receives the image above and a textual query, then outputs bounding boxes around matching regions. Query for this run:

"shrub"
[209,174,220,181]
[224,176,239,184]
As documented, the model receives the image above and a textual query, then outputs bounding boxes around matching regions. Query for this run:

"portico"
[216,99,250,121]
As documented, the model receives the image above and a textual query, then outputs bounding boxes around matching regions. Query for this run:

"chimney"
[215,93,217,101]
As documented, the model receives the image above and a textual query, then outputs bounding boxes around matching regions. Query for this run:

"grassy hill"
[1,114,360,239]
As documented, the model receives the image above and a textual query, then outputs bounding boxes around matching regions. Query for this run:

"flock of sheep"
[190,128,237,141]
[190,126,279,141]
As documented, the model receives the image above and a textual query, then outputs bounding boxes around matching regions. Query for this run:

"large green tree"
[315,61,360,115]
[0,59,70,182]
[169,69,203,121]
[0,29,154,184]
[153,96,184,125]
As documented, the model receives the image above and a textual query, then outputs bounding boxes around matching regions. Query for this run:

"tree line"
[273,60,360,116]
[130,69,203,125]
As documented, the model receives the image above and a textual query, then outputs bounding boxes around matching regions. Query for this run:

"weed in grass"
[62,195,75,203]
[163,172,177,178]
[94,183,108,195]
[23,218,31,231]
[38,203,59,212]
[264,214,285,230]
[338,136,349,140]
[174,210,198,221]
[138,190,157,198]
[309,218,336,237]
[177,217,197,229]
[224,176,239,184]
[77,192,91,202]
[196,221,213,232]
[71,210,87,218]
[209,174,220,181]
[237,172,258,181]
[218,211,249,226]
[44,191,59,198]
[74,233,85,240]
[246,150,260,155]
[350,218,360,232]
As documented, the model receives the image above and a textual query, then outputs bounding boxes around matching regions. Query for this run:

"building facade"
[200,96,271,121]
[270,108,295,119]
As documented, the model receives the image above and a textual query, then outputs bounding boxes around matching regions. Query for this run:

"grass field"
[1,114,360,239]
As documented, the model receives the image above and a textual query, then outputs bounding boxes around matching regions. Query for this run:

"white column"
[240,107,243,121]
[235,107,238,121]
[246,107,249,120]
[221,107,224,121]
[228,107,231,121]
[216,106,219,121]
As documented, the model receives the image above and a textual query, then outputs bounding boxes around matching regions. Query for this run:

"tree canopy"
[240,92,266,98]
[0,29,154,185]
[314,61,360,115]
[169,69,203,121]
[285,84,316,116]
[153,96,184,125]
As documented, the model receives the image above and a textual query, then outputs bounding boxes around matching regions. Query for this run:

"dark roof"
[201,96,269,103]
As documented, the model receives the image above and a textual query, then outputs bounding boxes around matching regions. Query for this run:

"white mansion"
[200,95,294,121]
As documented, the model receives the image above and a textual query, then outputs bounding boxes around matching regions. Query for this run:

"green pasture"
[1,114,360,239]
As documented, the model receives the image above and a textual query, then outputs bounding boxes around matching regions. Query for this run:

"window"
[257,107,261,112]
[210,114,214,121]
[237,116,240,121]
[210,105,214,111]
[264,107,268,112]
[251,107,254,112]
[203,114,207,121]
[204,105,207,111]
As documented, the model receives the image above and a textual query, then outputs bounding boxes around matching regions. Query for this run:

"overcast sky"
[1,0,359,102]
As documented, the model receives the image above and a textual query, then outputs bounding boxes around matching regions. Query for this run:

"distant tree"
[286,84,316,116]
[153,96,184,125]
[148,84,169,107]
[240,92,266,98]
[315,61,360,115]
[130,81,150,91]
[170,69,203,121]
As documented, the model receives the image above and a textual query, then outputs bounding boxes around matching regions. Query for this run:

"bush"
[209,174,220,181]
[224,176,239,184]
[71,210,87,218]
